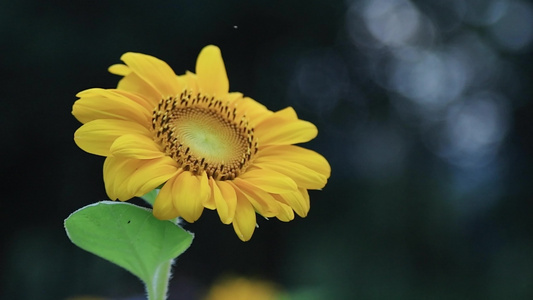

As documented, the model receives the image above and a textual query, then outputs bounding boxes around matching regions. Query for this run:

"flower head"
[204,276,284,300]
[73,45,330,241]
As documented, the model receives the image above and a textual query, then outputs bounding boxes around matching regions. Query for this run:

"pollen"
[152,90,258,180]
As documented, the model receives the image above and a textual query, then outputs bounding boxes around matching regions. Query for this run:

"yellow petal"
[196,45,229,95]
[103,156,140,201]
[273,106,298,119]
[199,172,215,209]
[275,190,310,218]
[108,63,130,76]
[153,176,180,220]
[210,179,237,224]
[275,200,295,222]
[106,89,156,114]
[116,71,162,106]
[254,161,327,190]
[180,71,199,91]
[255,107,318,145]
[200,172,217,210]
[229,180,279,218]
[126,156,180,197]
[110,134,164,159]
[73,88,152,126]
[256,145,331,177]
[235,97,273,125]
[74,119,151,156]
[120,52,182,98]
[104,156,178,201]
[103,155,178,202]
[299,188,310,213]
[236,169,298,194]
[172,171,206,223]
[232,196,256,241]
[103,156,123,200]
[225,92,244,104]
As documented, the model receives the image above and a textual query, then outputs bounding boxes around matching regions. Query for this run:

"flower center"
[152,90,257,180]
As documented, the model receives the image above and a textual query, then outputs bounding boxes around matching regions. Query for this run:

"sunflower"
[203,276,283,300]
[73,45,330,241]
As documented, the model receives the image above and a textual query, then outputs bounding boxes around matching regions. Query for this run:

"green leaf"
[64,201,193,286]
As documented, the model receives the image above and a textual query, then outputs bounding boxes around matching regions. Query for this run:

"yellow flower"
[72,45,330,241]
[204,277,284,300]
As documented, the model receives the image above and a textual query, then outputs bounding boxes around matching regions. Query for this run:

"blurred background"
[1,0,533,299]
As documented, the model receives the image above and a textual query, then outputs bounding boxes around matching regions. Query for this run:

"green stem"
[146,259,173,300]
